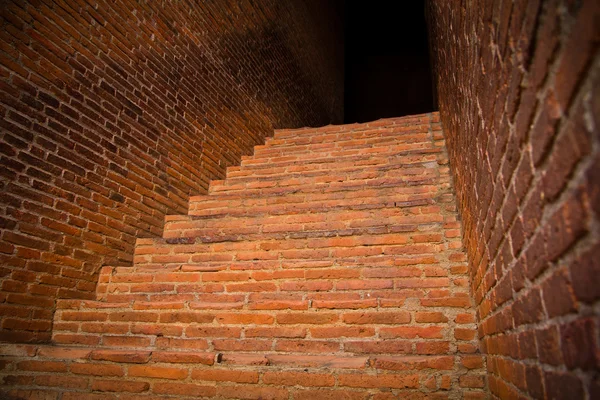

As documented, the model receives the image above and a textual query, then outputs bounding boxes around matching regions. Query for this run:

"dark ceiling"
[343,0,435,123]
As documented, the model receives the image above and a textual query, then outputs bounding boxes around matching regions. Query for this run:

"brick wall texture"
[0,0,343,343]
[428,0,599,398]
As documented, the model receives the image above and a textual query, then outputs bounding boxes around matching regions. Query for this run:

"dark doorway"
[344,1,435,123]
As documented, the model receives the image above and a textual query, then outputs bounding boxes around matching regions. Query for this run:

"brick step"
[188,185,440,219]
[0,343,483,399]
[95,271,471,304]
[132,222,465,264]
[94,276,470,304]
[224,155,442,188]
[164,200,452,240]
[209,170,444,197]
[231,150,445,181]
[52,308,475,354]
[226,152,443,181]
[126,232,466,291]
[254,129,431,158]
[272,113,436,141]
[130,244,460,271]
[238,141,439,170]
[217,166,439,192]
[92,266,471,301]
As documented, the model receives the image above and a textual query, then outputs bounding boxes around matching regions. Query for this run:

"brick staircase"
[1,112,487,399]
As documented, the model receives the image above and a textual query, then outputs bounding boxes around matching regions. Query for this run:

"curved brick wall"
[0,0,343,343]
[428,0,599,398]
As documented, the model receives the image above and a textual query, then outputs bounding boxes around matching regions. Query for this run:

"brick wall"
[428,0,599,398]
[0,0,343,343]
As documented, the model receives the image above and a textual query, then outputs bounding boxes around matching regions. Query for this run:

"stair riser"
[220,169,441,191]
[235,153,445,178]
[163,203,446,239]
[229,155,441,182]
[240,142,437,168]
[257,130,432,157]
[189,184,440,214]
[0,342,481,399]
[209,174,446,196]
[272,115,434,140]
[187,194,438,219]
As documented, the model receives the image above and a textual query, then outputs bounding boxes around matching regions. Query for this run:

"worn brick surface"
[1,114,487,398]
[0,0,343,343]
[428,0,600,398]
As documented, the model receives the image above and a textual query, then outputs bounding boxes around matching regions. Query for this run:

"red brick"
[415,341,450,355]
[152,382,216,397]
[152,351,215,365]
[342,311,411,324]
[17,360,67,372]
[455,313,475,324]
[454,328,477,341]
[338,373,420,389]
[34,375,88,389]
[274,340,339,353]
[245,327,306,338]
[159,312,215,324]
[276,313,338,324]
[216,313,274,325]
[37,347,91,359]
[344,340,412,354]
[155,337,209,350]
[459,375,485,388]
[310,326,375,338]
[128,365,188,380]
[461,355,485,369]
[380,326,443,339]
[560,318,600,370]
[70,363,124,377]
[91,379,150,393]
[372,356,454,371]
[102,336,151,348]
[544,371,584,400]
[215,385,288,400]
[192,369,259,383]
[213,339,272,352]
[186,326,241,338]
[262,371,335,387]
[415,312,447,323]
[420,297,471,308]
[512,289,544,327]
[90,350,151,364]
[108,312,158,323]
[292,389,367,400]
[220,354,270,366]
[570,243,600,303]
[313,299,378,309]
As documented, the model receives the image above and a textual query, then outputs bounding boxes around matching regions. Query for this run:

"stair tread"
[190,181,440,205]
[273,114,434,139]
[222,158,442,187]
[257,129,432,155]
[239,144,441,169]
[208,175,443,198]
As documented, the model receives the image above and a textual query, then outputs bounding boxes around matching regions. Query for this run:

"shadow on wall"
[0,0,343,343]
